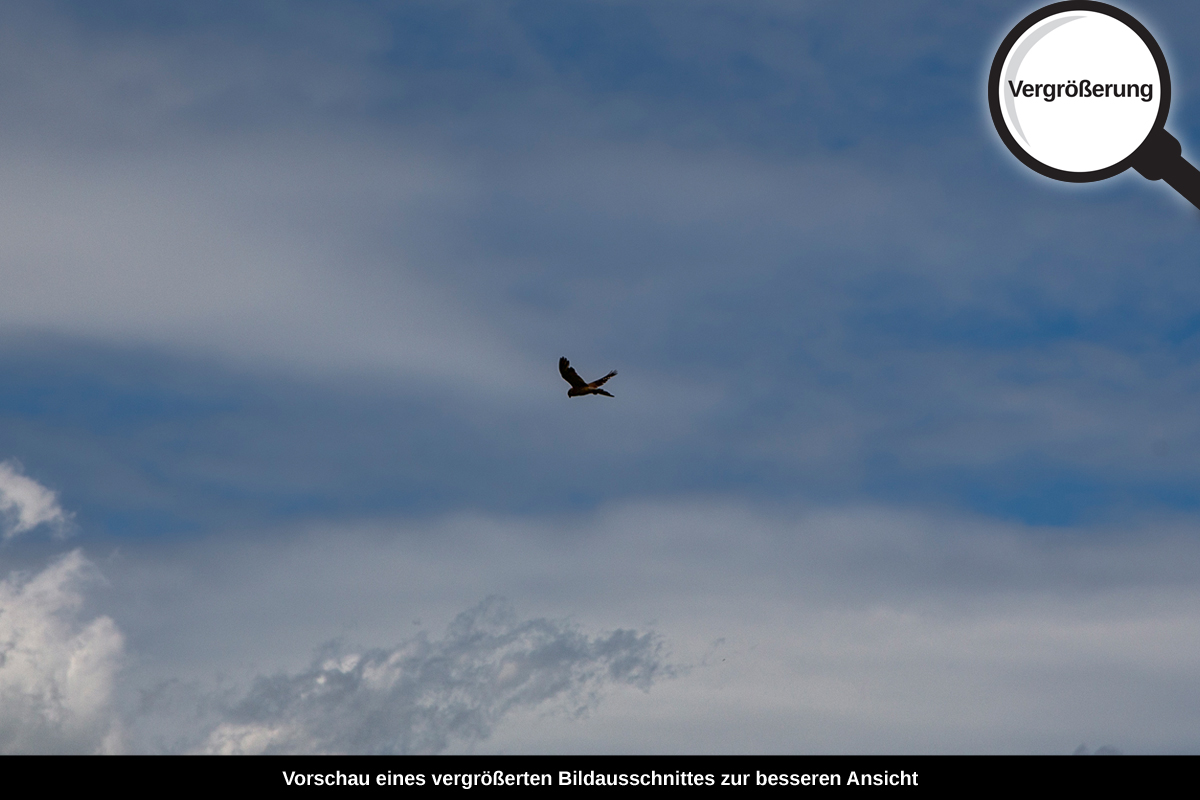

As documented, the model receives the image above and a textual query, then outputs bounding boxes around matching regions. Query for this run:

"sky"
[2,0,1200,754]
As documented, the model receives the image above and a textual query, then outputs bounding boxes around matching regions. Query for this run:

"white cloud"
[0,545,669,755]
[0,463,671,755]
[0,550,124,753]
[199,597,667,754]
[0,460,71,540]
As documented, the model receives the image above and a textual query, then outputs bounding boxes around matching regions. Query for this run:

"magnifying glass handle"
[1131,128,1200,210]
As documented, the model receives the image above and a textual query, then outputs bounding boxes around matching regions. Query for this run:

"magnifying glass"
[989,1,1200,209]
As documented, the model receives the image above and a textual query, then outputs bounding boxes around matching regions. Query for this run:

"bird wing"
[559,357,587,389]
[587,370,617,389]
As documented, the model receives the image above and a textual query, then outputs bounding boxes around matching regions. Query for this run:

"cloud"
[0,465,672,754]
[199,597,668,754]
[3,1,1200,755]
[0,460,71,540]
[3,495,1197,754]
[0,544,669,755]
[83,498,1200,754]
[0,550,124,753]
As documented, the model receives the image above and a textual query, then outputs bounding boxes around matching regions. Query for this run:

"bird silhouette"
[559,357,617,397]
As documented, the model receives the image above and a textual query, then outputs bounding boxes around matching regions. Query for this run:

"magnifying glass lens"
[992,6,1167,180]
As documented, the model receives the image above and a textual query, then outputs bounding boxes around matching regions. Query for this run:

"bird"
[559,357,617,397]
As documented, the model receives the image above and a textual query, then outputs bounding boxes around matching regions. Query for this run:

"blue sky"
[3,0,1200,753]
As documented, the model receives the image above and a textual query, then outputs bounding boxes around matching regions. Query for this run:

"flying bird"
[559,357,617,397]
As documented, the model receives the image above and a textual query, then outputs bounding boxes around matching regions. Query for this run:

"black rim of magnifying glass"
[988,1,1171,183]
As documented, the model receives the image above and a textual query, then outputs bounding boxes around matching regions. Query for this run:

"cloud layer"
[82,497,1200,754]
[3,0,1200,754]
[5,464,1200,753]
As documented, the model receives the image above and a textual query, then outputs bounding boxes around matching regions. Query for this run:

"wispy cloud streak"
[0,460,71,540]
[201,597,668,754]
